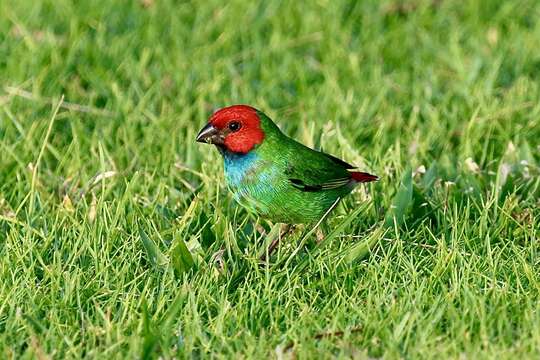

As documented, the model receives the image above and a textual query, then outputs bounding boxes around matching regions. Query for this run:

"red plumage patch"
[210,105,265,154]
[351,171,379,183]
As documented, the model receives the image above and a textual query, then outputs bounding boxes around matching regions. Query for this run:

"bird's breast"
[222,151,279,213]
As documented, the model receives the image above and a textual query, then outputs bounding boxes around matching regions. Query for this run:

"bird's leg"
[260,224,293,262]
[267,224,291,255]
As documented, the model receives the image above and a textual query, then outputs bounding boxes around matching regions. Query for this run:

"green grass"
[1,0,539,358]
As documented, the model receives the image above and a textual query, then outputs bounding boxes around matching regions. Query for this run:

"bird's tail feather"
[351,171,378,183]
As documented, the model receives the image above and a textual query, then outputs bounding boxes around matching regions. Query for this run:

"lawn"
[0,0,539,358]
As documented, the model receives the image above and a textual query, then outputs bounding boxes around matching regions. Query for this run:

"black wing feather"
[285,148,356,193]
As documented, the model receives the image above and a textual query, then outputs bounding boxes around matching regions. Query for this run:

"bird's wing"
[285,145,354,192]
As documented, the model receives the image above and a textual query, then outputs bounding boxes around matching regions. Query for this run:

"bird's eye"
[228,121,242,132]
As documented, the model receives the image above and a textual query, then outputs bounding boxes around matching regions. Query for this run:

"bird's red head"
[196,105,265,154]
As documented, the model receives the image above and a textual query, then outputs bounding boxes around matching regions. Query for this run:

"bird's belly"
[229,180,343,224]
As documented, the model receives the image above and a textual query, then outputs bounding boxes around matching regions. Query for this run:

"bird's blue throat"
[220,149,259,187]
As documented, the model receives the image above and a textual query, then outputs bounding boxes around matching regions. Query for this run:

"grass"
[0,0,539,358]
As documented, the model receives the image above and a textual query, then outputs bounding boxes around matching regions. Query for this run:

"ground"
[0,0,539,358]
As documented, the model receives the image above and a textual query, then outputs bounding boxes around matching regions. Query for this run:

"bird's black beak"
[196,123,224,145]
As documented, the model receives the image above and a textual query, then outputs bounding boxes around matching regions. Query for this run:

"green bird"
[196,105,378,226]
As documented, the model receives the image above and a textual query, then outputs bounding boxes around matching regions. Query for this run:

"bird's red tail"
[351,171,378,183]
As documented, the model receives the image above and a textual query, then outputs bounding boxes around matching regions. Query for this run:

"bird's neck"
[221,149,259,187]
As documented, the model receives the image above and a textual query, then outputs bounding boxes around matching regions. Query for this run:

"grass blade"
[343,226,386,264]
[385,168,413,228]
[139,227,168,269]
[170,236,195,276]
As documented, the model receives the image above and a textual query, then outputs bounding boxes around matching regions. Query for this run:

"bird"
[196,105,378,228]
